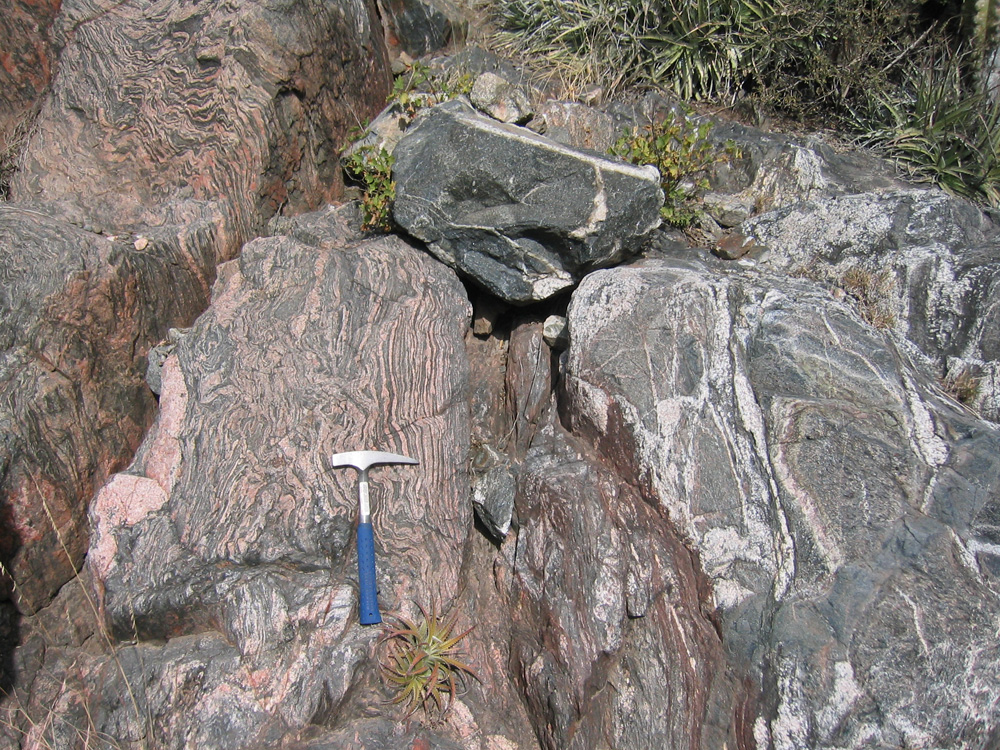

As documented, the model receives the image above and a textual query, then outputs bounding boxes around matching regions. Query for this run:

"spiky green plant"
[489,0,779,100]
[857,48,1000,206]
[378,603,478,720]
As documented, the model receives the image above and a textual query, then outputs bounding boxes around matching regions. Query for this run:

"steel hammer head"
[329,450,419,472]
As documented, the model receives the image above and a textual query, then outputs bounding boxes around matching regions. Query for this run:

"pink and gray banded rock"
[0,0,391,611]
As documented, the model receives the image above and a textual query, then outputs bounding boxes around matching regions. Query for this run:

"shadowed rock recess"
[3,6,1000,749]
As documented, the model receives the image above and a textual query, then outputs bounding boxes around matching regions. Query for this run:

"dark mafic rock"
[376,0,467,58]
[392,99,664,304]
[7,206,504,747]
[744,189,1000,421]
[1,0,392,611]
[509,419,745,750]
[562,255,1000,748]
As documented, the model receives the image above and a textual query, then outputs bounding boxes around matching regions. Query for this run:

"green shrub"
[489,0,773,101]
[609,111,730,228]
[343,145,396,232]
[857,48,1000,206]
[388,61,475,120]
[488,0,1000,205]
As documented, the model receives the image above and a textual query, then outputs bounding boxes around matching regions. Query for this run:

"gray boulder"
[392,99,663,304]
[561,254,1000,748]
[470,72,533,124]
[378,0,467,58]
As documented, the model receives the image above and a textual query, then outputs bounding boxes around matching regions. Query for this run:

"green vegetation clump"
[342,62,474,232]
[388,61,475,121]
[378,602,478,720]
[343,145,396,232]
[609,111,725,228]
[488,0,1000,206]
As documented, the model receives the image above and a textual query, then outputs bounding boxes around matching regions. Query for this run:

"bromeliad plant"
[378,602,478,720]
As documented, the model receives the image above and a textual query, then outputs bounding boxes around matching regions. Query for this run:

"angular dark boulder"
[392,99,663,304]
[561,253,1000,748]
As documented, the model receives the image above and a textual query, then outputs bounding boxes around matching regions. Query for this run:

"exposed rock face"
[745,189,1000,420]
[0,205,221,612]
[562,253,1000,748]
[378,0,466,57]
[510,420,743,750]
[1,0,392,611]
[11,206,486,747]
[0,0,59,187]
[392,99,663,303]
[13,0,390,234]
[470,72,532,124]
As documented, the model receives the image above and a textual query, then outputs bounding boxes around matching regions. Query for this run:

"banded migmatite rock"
[16,206,475,747]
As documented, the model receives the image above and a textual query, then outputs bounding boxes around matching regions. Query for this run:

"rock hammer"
[330,450,418,625]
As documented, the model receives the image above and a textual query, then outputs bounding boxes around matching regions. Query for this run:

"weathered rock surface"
[745,189,1000,420]
[510,419,744,750]
[0,0,59,190]
[377,0,467,58]
[13,0,390,234]
[6,206,509,748]
[392,99,663,303]
[0,205,220,612]
[562,253,1000,748]
[1,0,392,612]
[470,72,532,124]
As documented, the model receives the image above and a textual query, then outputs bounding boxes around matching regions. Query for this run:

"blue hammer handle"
[356,521,381,625]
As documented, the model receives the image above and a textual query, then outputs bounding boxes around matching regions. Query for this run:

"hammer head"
[329,450,419,472]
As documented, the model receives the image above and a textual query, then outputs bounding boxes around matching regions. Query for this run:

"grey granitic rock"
[392,99,663,303]
[744,189,1000,420]
[528,100,618,152]
[707,120,907,211]
[542,315,568,350]
[562,254,1000,748]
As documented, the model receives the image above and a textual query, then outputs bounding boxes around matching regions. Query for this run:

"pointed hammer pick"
[330,450,419,625]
